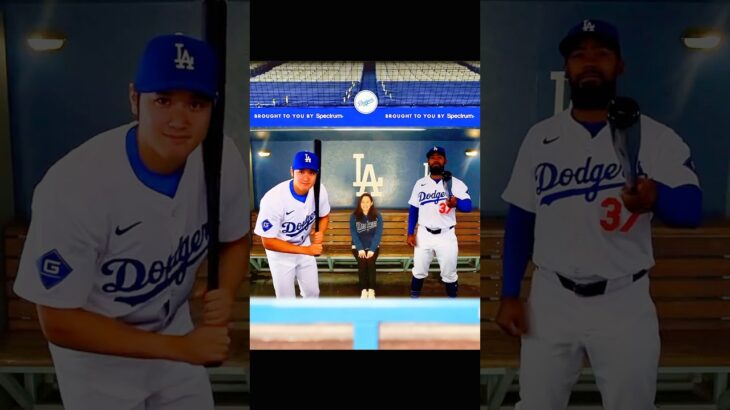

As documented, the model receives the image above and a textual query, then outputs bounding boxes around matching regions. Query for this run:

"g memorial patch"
[36,249,73,289]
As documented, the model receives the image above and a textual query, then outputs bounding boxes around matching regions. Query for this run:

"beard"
[429,164,444,175]
[569,75,617,110]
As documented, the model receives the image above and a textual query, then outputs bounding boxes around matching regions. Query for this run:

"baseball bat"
[442,170,453,198]
[608,97,641,193]
[202,0,226,368]
[314,139,322,232]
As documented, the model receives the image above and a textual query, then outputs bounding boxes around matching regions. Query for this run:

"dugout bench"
[249,209,481,274]
[480,218,730,409]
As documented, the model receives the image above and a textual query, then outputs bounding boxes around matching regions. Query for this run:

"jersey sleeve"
[13,175,102,308]
[647,128,700,189]
[408,181,421,208]
[219,137,250,243]
[253,190,283,239]
[502,131,537,212]
[452,178,471,200]
[319,184,331,217]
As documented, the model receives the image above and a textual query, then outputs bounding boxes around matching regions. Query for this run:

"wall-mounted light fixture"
[27,31,66,51]
[465,129,480,138]
[258,150,271,157]
[682,28,723,50]
[465,149,478,157]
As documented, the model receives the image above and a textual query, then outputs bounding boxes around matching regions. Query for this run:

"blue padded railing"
[250,297,480,350]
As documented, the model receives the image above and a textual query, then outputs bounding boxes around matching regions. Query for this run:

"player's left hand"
[621,177,657,214]
[446,196,458,208]
[311,231,324,244]
[201,289,235,326]
[366,250,374,259]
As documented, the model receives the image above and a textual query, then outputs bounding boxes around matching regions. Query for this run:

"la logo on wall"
[354,90,378,115]
[353,154,383,197]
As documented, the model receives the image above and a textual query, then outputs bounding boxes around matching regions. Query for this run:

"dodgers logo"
[353,153,384,197]
[174,43,195,70]
[100,223,209,306]
[354,90,378,115]
[36,249,73,289]
[582,19,596,32]
[418,190,448,206]
[305,154,311,163]
[262,219,273,232]
[281,212,316,237]
[356,220,378,233]
[535,156,625,205]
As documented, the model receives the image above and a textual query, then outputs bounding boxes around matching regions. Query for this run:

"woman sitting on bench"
[349,193,383,298]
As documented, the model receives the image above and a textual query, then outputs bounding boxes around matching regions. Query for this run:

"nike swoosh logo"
[285,210,295,215]
[115,221,142,236]
[543,136,560,144]
[420,183,427,187]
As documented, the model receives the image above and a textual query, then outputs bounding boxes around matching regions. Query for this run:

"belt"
[425,225,455,235]
[556,270,647,297]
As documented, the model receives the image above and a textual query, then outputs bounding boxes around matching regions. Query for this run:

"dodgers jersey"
[14,122,249,334]
[409,175,470,229]
[502,109,699,279]
[254,180,331,247]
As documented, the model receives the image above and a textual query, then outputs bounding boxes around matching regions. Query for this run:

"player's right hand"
[496,298,528,337]
[446,196,458,208]
[358,250,366,258]
[407,234,417,247]
[178,326,230,365]
[308,243,323,256]
[311,231,324,244]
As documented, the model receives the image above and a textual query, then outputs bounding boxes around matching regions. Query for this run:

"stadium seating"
[375,61,480,106]
[251,61,363,107]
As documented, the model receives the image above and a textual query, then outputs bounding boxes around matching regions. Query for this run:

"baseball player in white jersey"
[13,34,250,409]
[254,151,331,298]
[497,19,702,410]
[408,146,472,298]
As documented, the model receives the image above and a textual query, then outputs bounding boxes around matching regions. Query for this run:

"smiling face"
[565,37,624,109]
[290,168,318,195]
[427,152,446,175]
[360,194,373,215]
[130,85,213,173]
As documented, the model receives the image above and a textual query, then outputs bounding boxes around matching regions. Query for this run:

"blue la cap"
[559,19,621,58]
[292,151,320,172]
[134,33,218,98]
[426,146,446,159]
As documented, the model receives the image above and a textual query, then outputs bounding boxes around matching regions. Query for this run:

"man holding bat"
[497,19,702,409]
[254,150,330,298]
[407,146,472,298]
[13,34,250,409]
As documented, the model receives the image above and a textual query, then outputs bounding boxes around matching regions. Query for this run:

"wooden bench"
[479,218,730,409]
[249,209,481,274]
[1,223,250,409]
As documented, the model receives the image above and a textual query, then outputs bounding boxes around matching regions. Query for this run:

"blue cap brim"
[135,80,217,99]
[559,32,621,58]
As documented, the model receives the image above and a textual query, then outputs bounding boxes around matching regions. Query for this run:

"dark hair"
[353,193,378,221]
